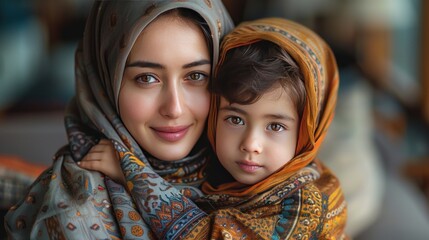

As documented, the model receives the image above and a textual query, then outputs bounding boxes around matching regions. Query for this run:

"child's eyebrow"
[220,105,295,121]
[265,113,296,122]
[219,105,247,115]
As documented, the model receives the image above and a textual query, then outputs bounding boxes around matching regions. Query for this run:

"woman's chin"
[149,146,192,162]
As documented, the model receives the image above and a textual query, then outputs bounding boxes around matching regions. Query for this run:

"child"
[80,18,347,239]
[200,18,348,239]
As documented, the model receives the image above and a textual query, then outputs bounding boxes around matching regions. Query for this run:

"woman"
[5,0,233,239]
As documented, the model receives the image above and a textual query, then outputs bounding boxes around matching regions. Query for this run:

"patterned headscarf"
[71,0,233,184]
[5,1,233,239]
[205,17,339,196]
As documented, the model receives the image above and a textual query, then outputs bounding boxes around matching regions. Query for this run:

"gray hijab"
[70,0,234,164]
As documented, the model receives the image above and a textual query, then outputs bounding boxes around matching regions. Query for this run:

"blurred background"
[1,0,428,238]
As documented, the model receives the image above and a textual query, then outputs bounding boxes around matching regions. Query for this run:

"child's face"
[119,16,211,161]
[215,86,299,185]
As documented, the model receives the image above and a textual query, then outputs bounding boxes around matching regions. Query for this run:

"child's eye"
[135,74,158,85]
[267,123,286,132]
[226,116,244,125]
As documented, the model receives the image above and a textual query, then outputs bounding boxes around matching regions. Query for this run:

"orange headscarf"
[205,18,339,196]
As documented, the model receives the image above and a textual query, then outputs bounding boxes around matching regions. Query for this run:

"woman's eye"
[226,116,244,125]
[267,123,286,132]
[135,74,158,85]
[187,72,208,82]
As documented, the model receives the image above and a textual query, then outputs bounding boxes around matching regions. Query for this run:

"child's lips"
[151,125,190,142]
[237,160,262,173]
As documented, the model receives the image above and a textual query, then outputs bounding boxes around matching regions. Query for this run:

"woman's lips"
[237,160,262,173]
[151,125,190,142]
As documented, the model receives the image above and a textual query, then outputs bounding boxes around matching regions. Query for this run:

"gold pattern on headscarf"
[217,19,222,36]
[204,0,212,8]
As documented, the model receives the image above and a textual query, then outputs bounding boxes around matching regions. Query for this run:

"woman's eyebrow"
[125,60,164,69]
[125,59,210,69]
[183,59,210,69]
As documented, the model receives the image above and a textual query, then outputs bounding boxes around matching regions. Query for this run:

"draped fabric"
[4,0,233,239]
[195,161,347,239]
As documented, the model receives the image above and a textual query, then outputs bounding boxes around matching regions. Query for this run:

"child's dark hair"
[213,40,306,117]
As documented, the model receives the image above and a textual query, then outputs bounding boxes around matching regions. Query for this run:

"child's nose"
[240,131,262,154]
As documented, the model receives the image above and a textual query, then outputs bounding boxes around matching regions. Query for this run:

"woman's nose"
[159,82,184,119]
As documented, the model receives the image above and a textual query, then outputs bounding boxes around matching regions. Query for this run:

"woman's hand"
[78,139,126,186]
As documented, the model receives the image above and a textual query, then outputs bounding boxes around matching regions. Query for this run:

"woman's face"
[119,15,211,161]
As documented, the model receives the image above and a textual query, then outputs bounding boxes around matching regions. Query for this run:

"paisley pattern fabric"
[194,161,348,239]
[4,0,233,239]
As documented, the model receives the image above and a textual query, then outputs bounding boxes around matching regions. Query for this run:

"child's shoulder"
[278,165,347,238]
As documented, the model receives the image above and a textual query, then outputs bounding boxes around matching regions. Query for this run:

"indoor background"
[1,0,428,239]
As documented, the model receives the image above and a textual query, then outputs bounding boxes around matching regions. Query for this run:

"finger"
[91,141,119,159]
[98,139,111,145]
[78,160,102,171]
[89,144,109,153]
[90,141,115,154]
[96,139,114,148]
[81,152,104,161]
